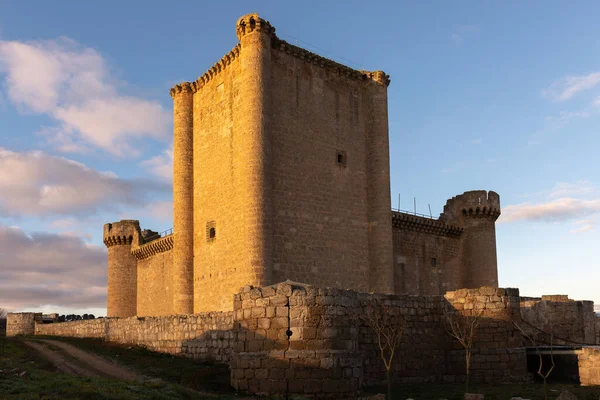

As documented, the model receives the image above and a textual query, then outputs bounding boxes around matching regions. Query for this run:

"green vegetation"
[0,338,229,399]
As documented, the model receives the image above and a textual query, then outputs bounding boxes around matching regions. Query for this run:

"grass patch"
[0,338,223,399]
[32,336,233,394]
[364,382,600,400]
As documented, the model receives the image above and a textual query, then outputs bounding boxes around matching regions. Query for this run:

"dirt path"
[24,339,142,382]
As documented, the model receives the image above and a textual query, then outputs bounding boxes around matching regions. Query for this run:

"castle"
[103,13,501,318]
[9,15,600,398]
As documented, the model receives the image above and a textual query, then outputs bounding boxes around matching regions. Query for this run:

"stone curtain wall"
[231,283,363,397]
[231,283,530,397]
[391,212,462,296]
[35,312,234,363]
[443,287,529,384]
[6,312,42,336]
[578,347,600,386]
[520,295,597,345]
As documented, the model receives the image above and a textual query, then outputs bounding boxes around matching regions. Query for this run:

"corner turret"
[441,191,501,289]
[235,13,275,41]
[104,220,141,317]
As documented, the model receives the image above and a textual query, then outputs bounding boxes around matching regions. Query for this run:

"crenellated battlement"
[442,190,501,222]
[392,211,463,237]
[174,13,390,97]
[103,220,141,248]
[235,13,275,40]
[131,234,174,260]
[272,37,390,87]
[169,82,193,98]
[192,45,241,92]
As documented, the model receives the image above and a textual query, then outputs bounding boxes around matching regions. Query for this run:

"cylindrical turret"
[442,190,501,288]
[170,82,194,315]
[234,14,274,287]
[103,220,140,317]
[366,71,394,294]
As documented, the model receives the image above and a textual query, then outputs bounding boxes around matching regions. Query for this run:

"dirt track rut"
[24,339,141,381]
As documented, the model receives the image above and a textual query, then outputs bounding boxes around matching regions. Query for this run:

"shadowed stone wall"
[520,295,597,345]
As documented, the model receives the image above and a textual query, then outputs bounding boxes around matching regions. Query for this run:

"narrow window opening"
[336,150,347,167]
[431,257,437,267]
[206,221,216,242]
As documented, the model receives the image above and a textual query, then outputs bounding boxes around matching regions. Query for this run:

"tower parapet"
[441,191,501,289]
[235,13,275,41]
[103,220,141,317]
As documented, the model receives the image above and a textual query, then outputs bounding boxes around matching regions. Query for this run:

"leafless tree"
[513,322,555,400]
[443,306,483,393]
[0,308,7,319]
[358,302,406,400]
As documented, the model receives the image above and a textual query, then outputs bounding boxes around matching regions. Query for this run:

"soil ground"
[23,339,140,381]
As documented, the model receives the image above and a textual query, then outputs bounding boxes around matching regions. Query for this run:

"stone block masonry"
[6,312,42,336]
[34,311,234,363]
[231,283,531,397]
[578,347,600,386]
[520,295,597,345]
[14,282,598,397]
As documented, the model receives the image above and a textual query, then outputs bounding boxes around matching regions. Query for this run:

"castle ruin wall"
[18,283,600,396]
[6,312,42,336]
[133,235,174,316]
[34,311,235,363]
[520,295,598,345]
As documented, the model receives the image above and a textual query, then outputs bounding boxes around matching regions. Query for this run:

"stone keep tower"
[171,13,394,312]
[441,190,501,288]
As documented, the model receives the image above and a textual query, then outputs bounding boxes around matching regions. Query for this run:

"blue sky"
[0,1,599,315]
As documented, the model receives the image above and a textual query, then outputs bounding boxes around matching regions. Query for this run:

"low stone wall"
[7,313,42,336]
[578,347,600,386]
[231,283,530,398]
[35,311,235,363]
[520,295,597,345]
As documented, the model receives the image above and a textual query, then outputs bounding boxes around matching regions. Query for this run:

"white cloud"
[0,224,107,311]
[500,197,600,223]
[140,144,173,181]
[0,37,171,156]
[549,181,595,198]
[570,219,595,234]
[0,147,169,217]
[543,71,600,101]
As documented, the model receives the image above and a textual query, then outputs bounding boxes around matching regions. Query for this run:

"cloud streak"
[501,197,600,223]
[543,71,600,101]
[0,37,171,156]
[0,224,107,311]
[0,147,169,217]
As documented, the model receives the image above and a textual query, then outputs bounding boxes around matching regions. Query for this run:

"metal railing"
[392,208,437,220]
[159,228,173,237]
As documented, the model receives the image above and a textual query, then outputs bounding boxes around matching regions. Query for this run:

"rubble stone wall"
[34,311,234,363]
[520,295,597,345]
[231,283,530,397]
[6,313,42,336]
